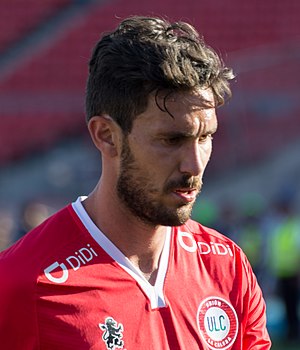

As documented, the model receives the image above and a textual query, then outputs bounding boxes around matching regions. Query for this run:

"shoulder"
[0,204,81,341]
[183,218,234,241]
[0,204,86,285]
[176,218,244,256]
[174,219,254,278]
[174,220,270,345]
[0,203,96,343]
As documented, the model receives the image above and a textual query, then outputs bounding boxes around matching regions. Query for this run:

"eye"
[162,136,184,146]
[199,134,213,143]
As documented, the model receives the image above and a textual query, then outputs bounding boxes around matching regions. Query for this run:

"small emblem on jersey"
[99,317,125,350]
[197,296,238,350]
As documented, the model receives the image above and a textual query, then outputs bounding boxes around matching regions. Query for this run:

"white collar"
[72,196,172,309]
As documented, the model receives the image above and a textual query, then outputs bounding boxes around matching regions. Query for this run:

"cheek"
[134,143,175,169]
[203,140,212,152]
[201,141,213,165]
[136,152,173,185]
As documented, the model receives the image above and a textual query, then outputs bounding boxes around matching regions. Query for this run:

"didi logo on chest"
[197,296,238,350]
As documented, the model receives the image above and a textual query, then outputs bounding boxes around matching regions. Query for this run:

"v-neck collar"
[72,197,172,310]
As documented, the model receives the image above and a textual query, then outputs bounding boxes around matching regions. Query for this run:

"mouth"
[173,188,198,203]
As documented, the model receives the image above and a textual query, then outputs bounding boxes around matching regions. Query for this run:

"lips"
[173,188,198,203]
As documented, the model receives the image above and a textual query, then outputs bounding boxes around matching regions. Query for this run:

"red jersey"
[0,197,271,349]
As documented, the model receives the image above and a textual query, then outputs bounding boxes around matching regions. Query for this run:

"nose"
[179,142,211,177]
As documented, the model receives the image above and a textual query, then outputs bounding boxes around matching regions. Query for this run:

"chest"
[36,245,243,350]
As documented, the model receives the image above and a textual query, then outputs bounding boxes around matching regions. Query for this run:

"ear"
[88,115,122,157]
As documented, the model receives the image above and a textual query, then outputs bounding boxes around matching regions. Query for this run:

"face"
[116,88,218,227]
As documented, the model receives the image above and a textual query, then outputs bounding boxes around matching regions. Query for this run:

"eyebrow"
[159,125,218,139]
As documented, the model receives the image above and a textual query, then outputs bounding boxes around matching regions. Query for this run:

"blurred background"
[0,0,299,348]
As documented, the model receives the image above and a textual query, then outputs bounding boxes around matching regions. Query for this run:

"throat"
[120,227,169,286]
[128,257,160,286]
[141,268,159,286]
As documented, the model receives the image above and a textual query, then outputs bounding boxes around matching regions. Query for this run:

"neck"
[82,183,168,285]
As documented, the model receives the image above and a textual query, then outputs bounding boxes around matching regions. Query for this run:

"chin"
[165,209,192,227]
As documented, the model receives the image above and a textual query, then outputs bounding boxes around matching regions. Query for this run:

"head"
[86,16,234,227]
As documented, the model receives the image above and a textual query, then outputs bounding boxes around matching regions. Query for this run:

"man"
[0,16,271,349]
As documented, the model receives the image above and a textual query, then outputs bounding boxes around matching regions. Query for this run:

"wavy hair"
[86,16,234,133]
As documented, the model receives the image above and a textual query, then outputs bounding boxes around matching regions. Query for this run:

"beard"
[116,138,201,227]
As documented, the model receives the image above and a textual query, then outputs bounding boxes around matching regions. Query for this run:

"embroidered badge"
[197,296,238,350]
[99,317,124,350]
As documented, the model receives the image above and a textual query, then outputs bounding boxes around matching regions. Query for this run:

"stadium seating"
[0,0,299,170]
[0,0,71,53]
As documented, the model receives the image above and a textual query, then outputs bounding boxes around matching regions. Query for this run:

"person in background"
[0,16,271,349]
[0,209,14,251]
[268,194,300,341]
[15,199,51,241]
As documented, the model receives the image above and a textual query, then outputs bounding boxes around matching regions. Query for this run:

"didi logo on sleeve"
[43,243,98,284]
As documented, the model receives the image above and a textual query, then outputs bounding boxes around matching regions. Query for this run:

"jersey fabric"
[0,197,271,350]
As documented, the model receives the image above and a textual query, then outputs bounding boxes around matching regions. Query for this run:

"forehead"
[133,88,217,133]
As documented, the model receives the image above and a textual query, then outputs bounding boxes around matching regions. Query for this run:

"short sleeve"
[241,255,272,349]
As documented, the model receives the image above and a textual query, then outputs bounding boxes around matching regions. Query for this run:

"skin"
[84,87,218,285]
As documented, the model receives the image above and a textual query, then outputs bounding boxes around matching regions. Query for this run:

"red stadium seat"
[0,0,299,168]
[0,0,71,53]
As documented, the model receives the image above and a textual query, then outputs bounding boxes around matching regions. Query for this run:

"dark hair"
[86,16,234,133]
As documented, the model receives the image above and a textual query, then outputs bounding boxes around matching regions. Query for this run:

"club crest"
[197,296,238,350]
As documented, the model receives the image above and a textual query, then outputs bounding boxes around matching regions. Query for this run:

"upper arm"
[241,256,272,349]
[0,251,39,349]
